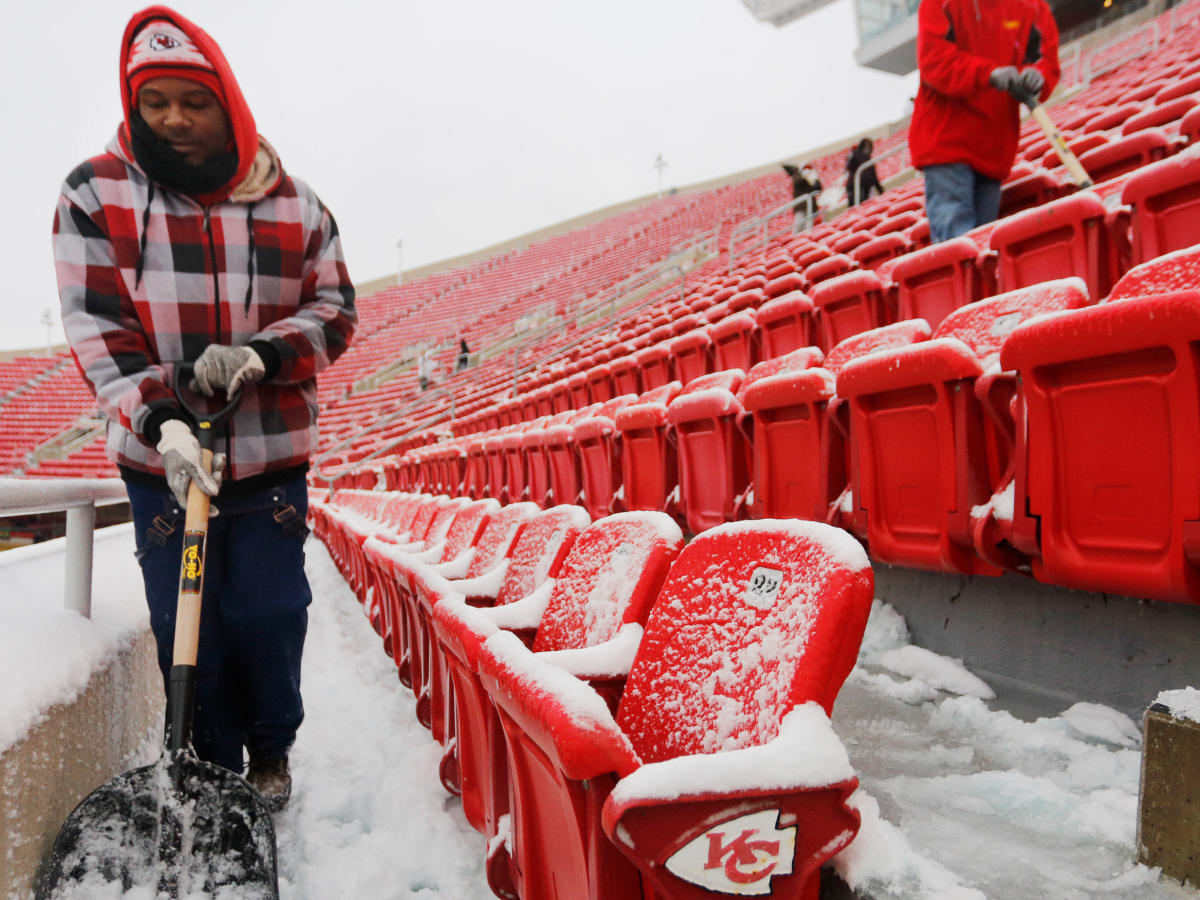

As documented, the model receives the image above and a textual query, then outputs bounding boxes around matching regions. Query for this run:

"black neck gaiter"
[129,110,238,198]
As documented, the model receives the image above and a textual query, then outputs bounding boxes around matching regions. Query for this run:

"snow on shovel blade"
[37,751,278,899]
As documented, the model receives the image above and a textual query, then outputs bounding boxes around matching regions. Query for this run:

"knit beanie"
[127,20,227,111]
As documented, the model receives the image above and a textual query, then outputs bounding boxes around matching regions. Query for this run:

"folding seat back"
[1076,128,1170,185]
[501,422,531,503]
[872,210,922,237]
[1120,147,1200,265]
[566,370,590,409]
[476,520,872,900]
[670,312,705,337]
[809,269,893,351]
[483,429,510,502]
[608,353,640,396]
[804,252,856,289]
[545,407,595,508]
[891,236,992,331]
[422,496,473,550]
[614,382,684,518]
[634,342,673,390]
[726,288,765,314]
[989,191,1122,298]
[1082,103,1140,134]
[573,394,639,520]
[997,170,1063,219]
[708,309,759,372]
[838,278,1089,575]
[548,377,571,414]
[531,384,555,418]
[463,501,540,580]
[1183,105,1200,145]
[1107,242,1200,301]
[851,232,912,272]
[1122,96,1200,136]
[618,520,873,753]
[496,504,593,607]
[1000,290,1200,602]
[1155,72,1200,104]
[1039,133,1107,171]
[793,244,833,269]
[669,327,713,387]
[764,271,804,300]
[531,511,684,653]
[440,498,502,568]
[667,370,750,534]
[741,349,832,520]
[756,290,815,359]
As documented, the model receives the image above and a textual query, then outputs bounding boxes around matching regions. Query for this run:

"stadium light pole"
[396,238,404,286]
[654,153,667,198]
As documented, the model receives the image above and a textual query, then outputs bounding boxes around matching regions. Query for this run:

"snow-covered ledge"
[0,523,162,899]
[0,477,129,618]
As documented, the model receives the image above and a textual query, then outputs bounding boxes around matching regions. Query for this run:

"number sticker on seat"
[744,567,783,610]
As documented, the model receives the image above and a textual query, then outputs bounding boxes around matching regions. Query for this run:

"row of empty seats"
[311,490,874,900]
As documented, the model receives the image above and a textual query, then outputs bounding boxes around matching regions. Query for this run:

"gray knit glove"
[191,345,265,397]
[988,66,1020,93]
[157,419,224,507]
[1018,67,1045,99]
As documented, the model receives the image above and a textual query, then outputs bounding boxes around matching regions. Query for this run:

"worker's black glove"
[157,419,225,507]
[1017,67,1045,99]
[988,66,1020,93]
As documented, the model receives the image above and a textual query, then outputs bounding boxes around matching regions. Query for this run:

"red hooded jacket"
[909,0,1060,182]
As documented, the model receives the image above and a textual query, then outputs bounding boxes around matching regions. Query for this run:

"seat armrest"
[483,578,557,630]
[536,624,643,681]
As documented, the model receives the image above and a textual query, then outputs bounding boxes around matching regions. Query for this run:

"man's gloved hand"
[157,419,224,507]
[988,66,1020,93]
[1018,67,1045,99]
[191,345,265,397]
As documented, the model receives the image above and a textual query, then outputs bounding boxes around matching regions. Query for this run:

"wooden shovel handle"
[172,448,213,667]
[1029,104,1094,189]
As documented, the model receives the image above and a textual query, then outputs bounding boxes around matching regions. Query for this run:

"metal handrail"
[0,477,129,618]
[313,405,456,494]
[1084,19,1159,82]
[727,192,815,272]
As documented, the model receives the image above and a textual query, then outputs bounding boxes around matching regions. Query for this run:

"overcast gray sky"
[4,0,918,354]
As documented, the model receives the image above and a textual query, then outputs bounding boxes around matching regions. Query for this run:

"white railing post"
[64,503,96,618]
[0,477,128,619]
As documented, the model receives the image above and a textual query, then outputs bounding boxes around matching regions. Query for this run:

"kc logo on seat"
[665,809,796,895]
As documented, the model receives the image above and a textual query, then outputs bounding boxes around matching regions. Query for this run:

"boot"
[246,755,291,813]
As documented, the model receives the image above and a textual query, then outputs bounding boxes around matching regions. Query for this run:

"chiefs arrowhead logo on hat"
[148,33,182,51]
[127,20,214,75]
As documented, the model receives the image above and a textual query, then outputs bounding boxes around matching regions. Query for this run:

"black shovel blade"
[37,751,278,899]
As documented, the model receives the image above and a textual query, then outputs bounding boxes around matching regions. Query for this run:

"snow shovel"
[1018,88,1094,189]
[37,363,279,899]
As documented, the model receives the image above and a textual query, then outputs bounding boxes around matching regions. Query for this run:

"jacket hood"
[118,6,265,205]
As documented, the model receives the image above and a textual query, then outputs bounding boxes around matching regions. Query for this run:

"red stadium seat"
[1121,96,1200,136]
[809,269,894,351]
[989,191,1124,298]
[608,353,641,396]
[669,327,714,388]
[1183,105,1200,144]
[1120,146,1200,265]
[756,290,815,359]
[803,253,856,288]
[999,290,1200,602]
[838,278,1089,575]
[851,232,913,272]
[428,504,590,836]
[666,370,750,534]
[997,170,1064,219]
[477,520,873,900]
[708,309,759,372]
[1075,128,1171,185]
[614,382,684,519]
[634,342,673,391]
[573,394,639,520]
[1082,103,1141,134]
[892,236,995,330]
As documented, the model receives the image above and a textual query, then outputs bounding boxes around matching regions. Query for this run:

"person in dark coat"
[456,338,470,371]
[846,138,884,206]
[782,163,822,230]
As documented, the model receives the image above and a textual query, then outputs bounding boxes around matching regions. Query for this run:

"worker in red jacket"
[909,0,1060,243]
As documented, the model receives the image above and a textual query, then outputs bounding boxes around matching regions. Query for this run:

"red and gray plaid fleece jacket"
[52,134,357,483]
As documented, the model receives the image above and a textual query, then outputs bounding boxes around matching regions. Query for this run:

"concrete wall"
[873,564,1200,722]
[0,630,162,900]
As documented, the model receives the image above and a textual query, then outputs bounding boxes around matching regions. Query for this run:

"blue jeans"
[127,476,311,772]
[923,163,1002,244]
